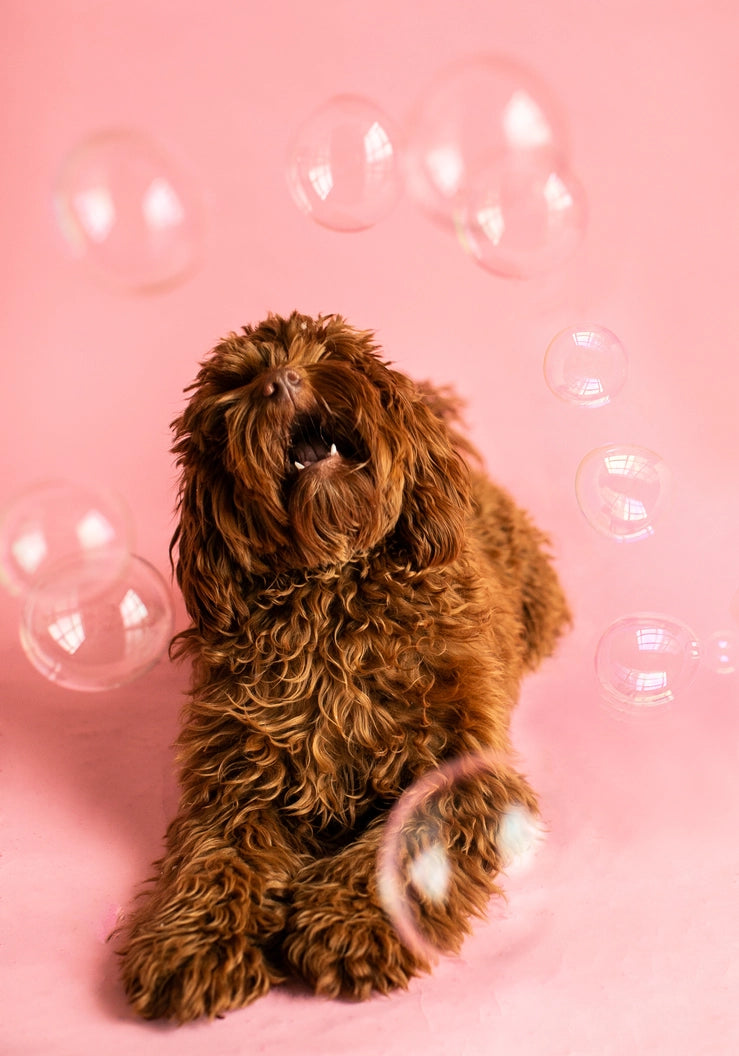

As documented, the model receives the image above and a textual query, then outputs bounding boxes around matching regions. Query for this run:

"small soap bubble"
[454,153,587,278]
[595,613,700,715]
[20,553,174,691]
[575,444,671,542]
[286,95,403,231]
[0,481,132,596]
[55,128,202,291]
[405,54,568,229]
[377,750,544,963]
[702,630,737,675]
[544,325,627,406]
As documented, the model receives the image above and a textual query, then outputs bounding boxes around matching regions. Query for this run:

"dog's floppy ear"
[392,385,471,569]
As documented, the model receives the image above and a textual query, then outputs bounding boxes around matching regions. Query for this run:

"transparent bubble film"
[703,630,738,675]
[377,750,544,963]
[0,481,132,596]
[544,325,627,406]
[55,128,202,291]
[286,95,403,232]
[20,553,174,691]
[576,444,671,542]
[595,613,700,715]
[455,153,587,278]
[405,54,569,228]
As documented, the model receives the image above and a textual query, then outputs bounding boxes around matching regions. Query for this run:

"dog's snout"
[262,368,302,401]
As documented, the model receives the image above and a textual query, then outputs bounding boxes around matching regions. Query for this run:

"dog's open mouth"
[288,415,343,472]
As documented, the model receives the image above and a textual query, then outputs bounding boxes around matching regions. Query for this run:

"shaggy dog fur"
[118,311,571,1022]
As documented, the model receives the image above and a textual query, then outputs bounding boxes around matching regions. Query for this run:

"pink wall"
[2,1,738,1053]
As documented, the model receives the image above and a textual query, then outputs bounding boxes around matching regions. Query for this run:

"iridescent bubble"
[575,444,671,542]
[454,153,587,278]
[595,613,700,715]
[702,630,738,675]
[286,95,403,231]
[377,750,544,963]
[55,129,202,291]
[20,553,174,691]
[405,54,568,229]
[0,481,132,596]
[544,325,627,406]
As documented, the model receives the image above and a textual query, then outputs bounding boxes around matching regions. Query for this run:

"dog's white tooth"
[294,461,306,470]
[330,443,338,456]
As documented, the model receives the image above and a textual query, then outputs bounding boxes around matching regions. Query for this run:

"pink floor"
[2,2,738,1053]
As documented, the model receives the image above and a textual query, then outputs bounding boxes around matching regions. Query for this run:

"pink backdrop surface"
[2,2,738,1054]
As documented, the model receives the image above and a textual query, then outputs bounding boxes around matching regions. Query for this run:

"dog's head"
[171,312,470,635]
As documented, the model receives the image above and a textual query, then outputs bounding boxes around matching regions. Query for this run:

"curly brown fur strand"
[117,311,571,1022]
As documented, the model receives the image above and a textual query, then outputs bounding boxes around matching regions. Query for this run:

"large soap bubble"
[0,481,132,596]
[377,750,544,964]
[575,444,671,542]
[286,95,403,231]
[55,128,202,291]
[20,553,174,691]
[595,613,700,715]
[405,55,569,229]
[455,152,587,278]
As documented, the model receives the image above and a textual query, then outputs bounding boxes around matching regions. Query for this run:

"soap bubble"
[377,750,544,963]
[286,95,403,231]
[575,444,671,542]
[595,613,700,715]
[702,630,737,675]
[544,325,627,406]
[0,481,132,596]
[20,553,174,691]
[405,54,568,229]
[55,128,202,291]
[455,153,587,278]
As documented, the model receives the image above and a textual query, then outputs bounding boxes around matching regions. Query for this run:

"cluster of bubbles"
[542,322,735,710]
[0,482,174,691]
[285,55,587,278]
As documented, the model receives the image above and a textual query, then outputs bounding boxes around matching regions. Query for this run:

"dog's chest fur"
[207,554,518,839]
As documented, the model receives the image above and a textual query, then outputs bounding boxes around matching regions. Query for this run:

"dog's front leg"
[118,805,301,1022]
[283,817,430,999]
[283,763,539,999]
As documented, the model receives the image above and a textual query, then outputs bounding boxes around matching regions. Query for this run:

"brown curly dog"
[118,311,570,1022]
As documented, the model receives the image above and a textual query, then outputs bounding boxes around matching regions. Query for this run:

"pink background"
[2,1,738,1053]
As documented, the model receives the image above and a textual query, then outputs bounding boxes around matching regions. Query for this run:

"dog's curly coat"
[118,311,570,1022]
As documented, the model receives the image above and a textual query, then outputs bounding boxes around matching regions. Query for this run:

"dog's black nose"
[262,368,302,401]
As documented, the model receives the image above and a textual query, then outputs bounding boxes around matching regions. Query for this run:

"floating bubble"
[405,54,568,229]
[702,630,737,675]
[575,444,671,542]
[377,750,544,963]
[55,128,202,291]
[544,325,627,406]
[595,613,700,715]
[20,553,174,691]
[286,95,403,232]
[455,153,587,278]
[0,481,132,596]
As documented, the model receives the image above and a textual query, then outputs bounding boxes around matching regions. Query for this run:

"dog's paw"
[283,885,427,1000]
[120,930,281,1022]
